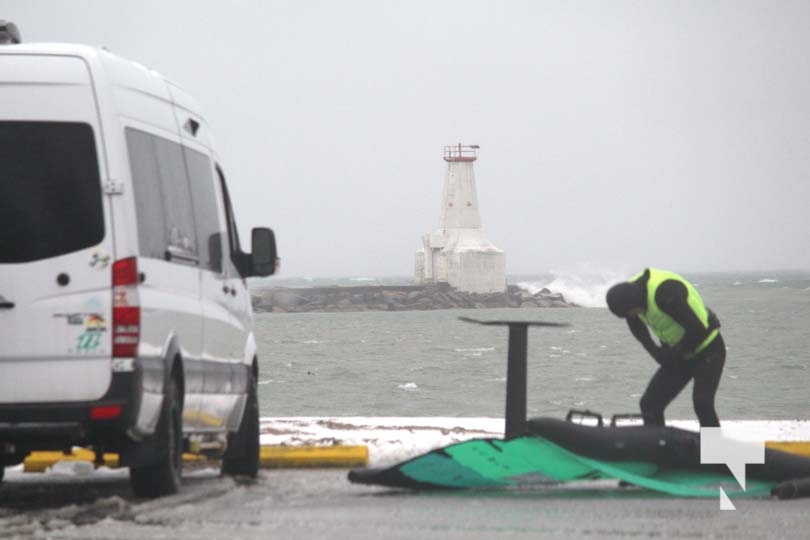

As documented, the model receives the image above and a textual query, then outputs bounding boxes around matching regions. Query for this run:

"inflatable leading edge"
[528,415,810,485]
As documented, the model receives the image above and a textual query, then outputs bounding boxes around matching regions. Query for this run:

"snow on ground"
[261,417,503,466]
[259,417,810,467]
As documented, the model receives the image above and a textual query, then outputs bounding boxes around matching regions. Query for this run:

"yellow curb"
[766,441,810,458]
[260,445,369,469]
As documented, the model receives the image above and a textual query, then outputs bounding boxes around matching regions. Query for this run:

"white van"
[0,23,277,497]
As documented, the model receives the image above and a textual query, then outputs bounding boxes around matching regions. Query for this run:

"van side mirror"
[250,227,277,277]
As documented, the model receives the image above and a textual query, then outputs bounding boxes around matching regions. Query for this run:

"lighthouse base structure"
[415,229,505,295]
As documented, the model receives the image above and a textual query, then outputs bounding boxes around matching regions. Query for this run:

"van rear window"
[0,122,104,263]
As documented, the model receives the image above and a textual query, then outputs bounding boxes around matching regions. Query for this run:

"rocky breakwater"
[251,284,576,313]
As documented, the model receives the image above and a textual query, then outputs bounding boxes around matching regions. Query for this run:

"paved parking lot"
[1,466,808,540]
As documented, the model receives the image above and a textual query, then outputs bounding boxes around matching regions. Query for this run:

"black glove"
[653,347,681,368]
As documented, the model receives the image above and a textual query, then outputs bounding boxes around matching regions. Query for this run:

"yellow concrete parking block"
[24,445,367,472]
[24,449,119,472]
[766,441,810,458]
[260,445,369,469]
[23,450,205,472]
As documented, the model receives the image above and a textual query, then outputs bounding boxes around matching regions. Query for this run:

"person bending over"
[606,268,725,427]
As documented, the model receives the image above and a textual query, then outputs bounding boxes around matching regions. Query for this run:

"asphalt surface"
[0,466,808,539]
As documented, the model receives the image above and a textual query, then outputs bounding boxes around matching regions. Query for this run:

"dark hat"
[0,21,21,44]
[606,281,645,317]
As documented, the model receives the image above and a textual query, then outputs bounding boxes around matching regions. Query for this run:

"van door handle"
[0,301,14,309]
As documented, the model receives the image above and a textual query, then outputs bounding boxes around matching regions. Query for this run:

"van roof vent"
[0,21,21,44]
[183,118,200,136]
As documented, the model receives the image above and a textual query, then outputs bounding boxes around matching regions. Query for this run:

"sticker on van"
[76,314,106,353]
[89,249,111,268]
[54,313,107,353]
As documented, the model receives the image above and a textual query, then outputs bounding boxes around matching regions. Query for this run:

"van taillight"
[112,257,140,358]
[112,256,138,286]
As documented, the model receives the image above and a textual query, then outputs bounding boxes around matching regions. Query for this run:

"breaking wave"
[516,266,630,308]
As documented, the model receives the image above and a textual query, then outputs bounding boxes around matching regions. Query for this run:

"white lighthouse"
[415,144,506,294]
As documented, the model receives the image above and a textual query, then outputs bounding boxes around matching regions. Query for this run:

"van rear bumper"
[0,422,84,440]
[0,372,137,463]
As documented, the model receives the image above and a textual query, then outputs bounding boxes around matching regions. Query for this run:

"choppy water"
[254,272,810,421]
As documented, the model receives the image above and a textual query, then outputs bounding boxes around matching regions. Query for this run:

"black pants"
[639,335,726,428]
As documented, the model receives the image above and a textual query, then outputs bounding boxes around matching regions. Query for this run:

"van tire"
[221,373,259,478]
[129,377,183,497]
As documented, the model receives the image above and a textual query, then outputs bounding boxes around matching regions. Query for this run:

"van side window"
[125,128,167,259]
[126,128,198,264]
[184,147,223,273]
[215,165,247,277]
[152,137,197,259]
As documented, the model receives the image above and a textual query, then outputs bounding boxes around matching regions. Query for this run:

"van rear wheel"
[221,373,260,478]
[130,377,183,497]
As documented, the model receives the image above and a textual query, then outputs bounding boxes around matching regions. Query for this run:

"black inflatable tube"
[771,476,810,500]
[527,417,810,483]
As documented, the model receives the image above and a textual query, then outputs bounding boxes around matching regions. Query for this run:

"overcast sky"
[5,1,810,278]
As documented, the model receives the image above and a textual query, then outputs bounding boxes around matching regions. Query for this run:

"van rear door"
[0,54,114,404]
